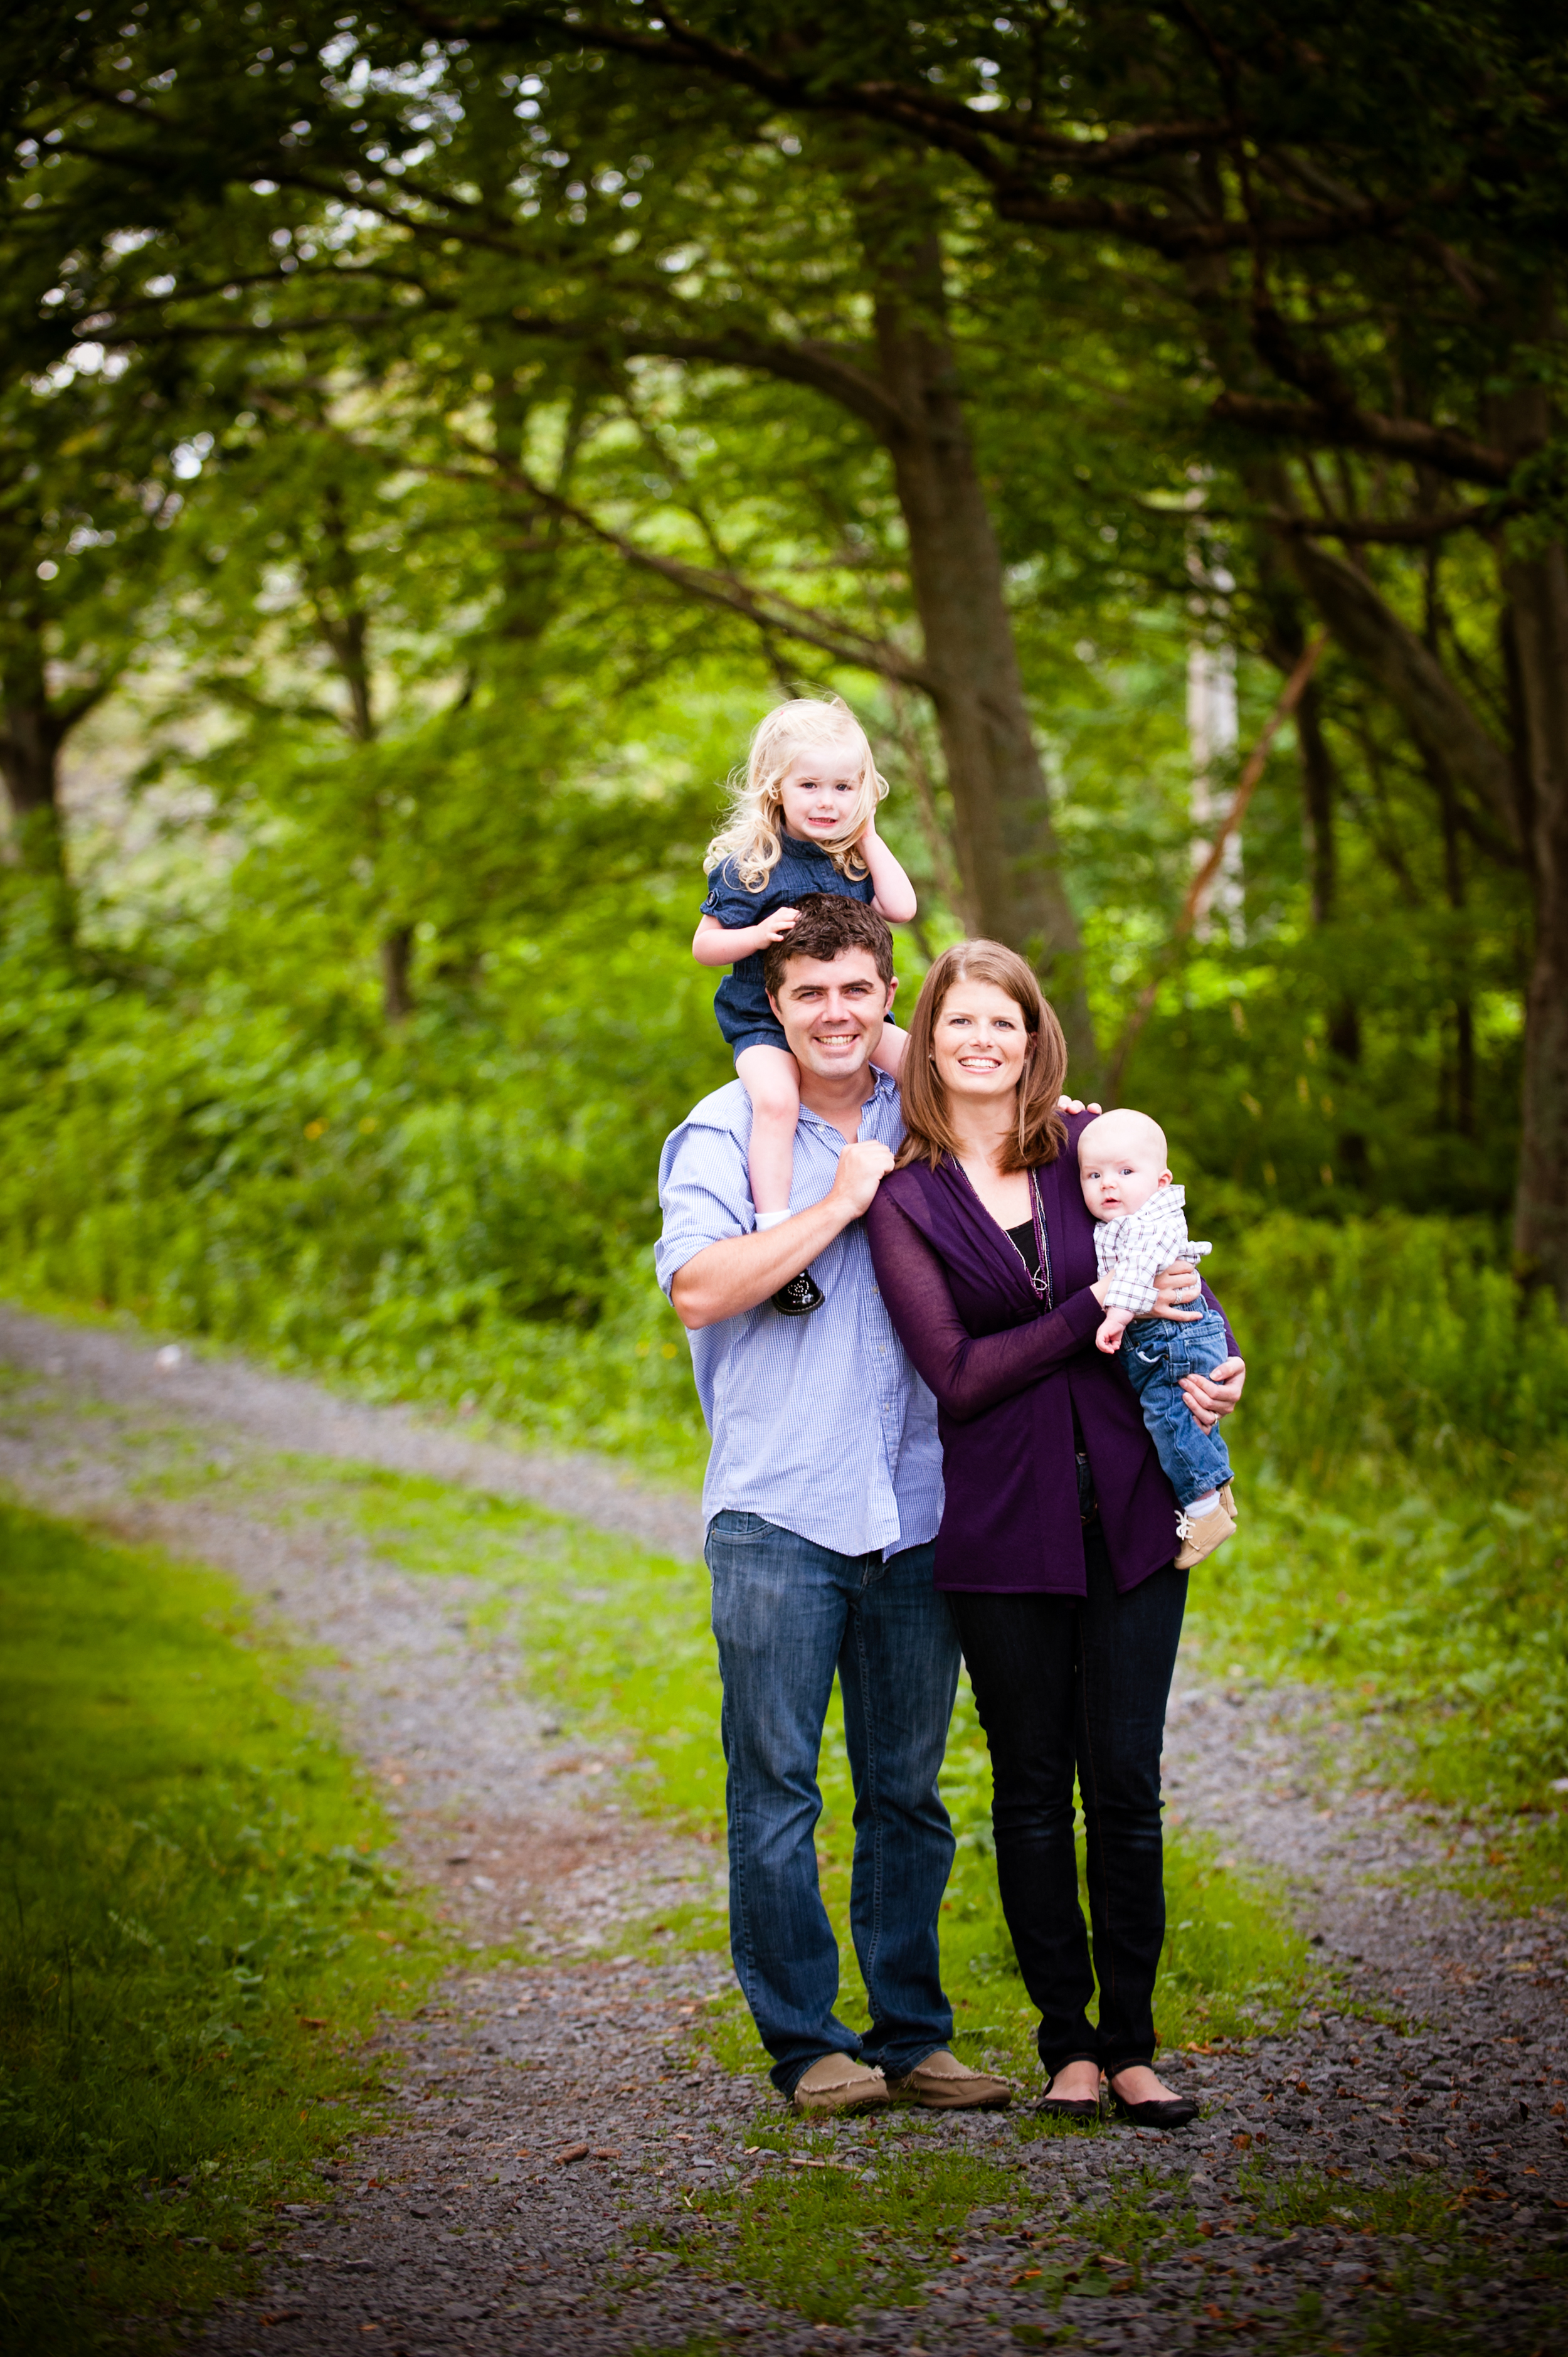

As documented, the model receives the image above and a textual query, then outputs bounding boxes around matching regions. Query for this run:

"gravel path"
[3,1307,1566,2354]
[0,1306,706,1561]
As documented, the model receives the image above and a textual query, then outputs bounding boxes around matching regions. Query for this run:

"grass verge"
[0,1499,442,2354]
[1187,1443,1568,1900]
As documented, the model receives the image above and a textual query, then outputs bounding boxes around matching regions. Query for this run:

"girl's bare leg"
[869,1021,909,1082]
[736,1043,803,1219]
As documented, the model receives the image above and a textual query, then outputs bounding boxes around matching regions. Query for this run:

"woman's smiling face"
[931,979,1032,1107]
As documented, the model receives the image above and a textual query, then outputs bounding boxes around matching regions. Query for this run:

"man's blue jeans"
[704,1511,961,2095]
[1120,1305,1234,1510]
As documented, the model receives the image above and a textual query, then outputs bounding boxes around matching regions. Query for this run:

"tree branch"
[1283,535,1522,848]
[1212,392,1513,487]
[400,4,1416,255]
[506,313,904,440]
[397,436,938,689]
[1268,503,1512,543]
[1107,634,1328,1098]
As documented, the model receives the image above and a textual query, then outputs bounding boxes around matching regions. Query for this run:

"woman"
[865,942,1245,2126]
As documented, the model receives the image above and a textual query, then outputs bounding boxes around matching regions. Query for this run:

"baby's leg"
[1121,1323,1233,1507]
[736,1043,802,1221]
[869,1020,909,1081]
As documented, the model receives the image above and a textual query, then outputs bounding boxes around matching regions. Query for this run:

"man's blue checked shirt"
[655,1070,943,1559]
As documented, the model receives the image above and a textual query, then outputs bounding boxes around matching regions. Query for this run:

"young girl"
[694,698,916,1311]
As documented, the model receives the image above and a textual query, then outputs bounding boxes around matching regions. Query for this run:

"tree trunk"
[859,222,1094,1074]
[1258,565,1368,1177]
[1283,536,1522,844]
[0,615,74,940]
[1495,395,1568,1299]
[1282,506,1568,1299]
[381,923,415,1024]
[1296,678,1338,929]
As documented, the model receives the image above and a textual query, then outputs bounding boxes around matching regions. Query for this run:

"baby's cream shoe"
[1174,1493,1237,1571]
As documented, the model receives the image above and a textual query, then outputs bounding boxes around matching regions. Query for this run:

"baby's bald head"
[1078,1108,1172,1223]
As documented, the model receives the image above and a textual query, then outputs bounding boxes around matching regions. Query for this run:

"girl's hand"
[757,905,800,944]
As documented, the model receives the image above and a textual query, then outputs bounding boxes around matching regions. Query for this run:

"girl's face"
[775,740,868,843]
[931,980,1033,1109]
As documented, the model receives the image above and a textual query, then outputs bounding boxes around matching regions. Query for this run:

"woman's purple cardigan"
[865,1109,1236,1599]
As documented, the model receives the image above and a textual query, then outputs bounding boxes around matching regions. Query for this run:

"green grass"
[654,2128,1023,2326]
[0,1500,442,2354]
[1185,1443,1568,1894]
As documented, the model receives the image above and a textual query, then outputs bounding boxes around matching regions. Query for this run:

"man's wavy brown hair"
[895,941,1069,1174]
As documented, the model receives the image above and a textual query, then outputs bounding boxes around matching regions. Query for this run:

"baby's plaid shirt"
[1091,1183,1212,1317]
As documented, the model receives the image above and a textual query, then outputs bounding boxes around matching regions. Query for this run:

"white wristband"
[755,1210,790,1232]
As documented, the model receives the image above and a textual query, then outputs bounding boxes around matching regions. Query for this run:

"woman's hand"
[1148,1257,1202,1322]
[1056,1095,1103,1116]
[1181,1356,1246,1432]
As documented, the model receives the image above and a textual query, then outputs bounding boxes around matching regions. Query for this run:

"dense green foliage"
[0,1501,438,2353]
[4,0,1561,1242]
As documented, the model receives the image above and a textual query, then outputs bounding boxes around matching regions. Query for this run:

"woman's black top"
[1005,1218,1040,1282]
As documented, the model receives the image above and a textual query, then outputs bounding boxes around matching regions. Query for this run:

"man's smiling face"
[768,948,896,1082]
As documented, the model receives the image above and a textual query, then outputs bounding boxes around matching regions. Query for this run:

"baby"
[1078,1109,1237,1570]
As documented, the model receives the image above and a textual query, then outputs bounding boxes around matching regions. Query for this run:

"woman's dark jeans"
[949,1479,1187,2078]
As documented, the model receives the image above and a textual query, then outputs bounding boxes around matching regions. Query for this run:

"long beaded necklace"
[952,1157,1054,1309]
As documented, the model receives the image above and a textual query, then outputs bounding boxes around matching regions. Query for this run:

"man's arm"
[670,1141,894,1329]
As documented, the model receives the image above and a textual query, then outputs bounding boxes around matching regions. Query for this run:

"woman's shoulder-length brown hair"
[894,941,1070,1174]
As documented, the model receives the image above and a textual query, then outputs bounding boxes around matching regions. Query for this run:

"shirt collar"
[797,1065,896,1138]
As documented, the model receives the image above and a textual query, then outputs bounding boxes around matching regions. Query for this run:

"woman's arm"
[692,908,800,967]
[857,815,918,923]
[867,1192,1103,1422]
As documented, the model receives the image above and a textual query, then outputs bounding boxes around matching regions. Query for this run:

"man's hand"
[756,905,800,945]
[1148,1258,1202,1322]
[1181,1356,1246,1431]
[829,1138,896,1218]
[670,1138,895,1329]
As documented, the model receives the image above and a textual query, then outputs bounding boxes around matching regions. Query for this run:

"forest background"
[2,1,1567,1807]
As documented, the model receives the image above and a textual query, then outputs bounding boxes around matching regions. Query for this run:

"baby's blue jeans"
[1119,1306,1234,1512]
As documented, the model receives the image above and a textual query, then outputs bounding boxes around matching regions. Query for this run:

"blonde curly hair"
[702,696,888,893]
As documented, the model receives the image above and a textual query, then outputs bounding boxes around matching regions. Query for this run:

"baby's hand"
[756,905,800,944]
[1095,1312,1130,1354]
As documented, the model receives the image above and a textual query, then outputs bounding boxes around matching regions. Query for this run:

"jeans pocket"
[707,1509,771,1542]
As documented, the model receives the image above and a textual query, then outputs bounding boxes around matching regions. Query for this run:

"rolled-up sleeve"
[655,1120,753,1299]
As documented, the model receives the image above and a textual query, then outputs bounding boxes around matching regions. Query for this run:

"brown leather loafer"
[792,2054,889,2116]
[886,2050,1012,2110]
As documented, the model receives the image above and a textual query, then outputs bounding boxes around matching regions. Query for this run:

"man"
[656,893,1009,2119]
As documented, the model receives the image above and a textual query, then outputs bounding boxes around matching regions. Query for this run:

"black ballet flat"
[772,1271,825,1316]
[1039,2073,1102,2122]
[1108,2082,1199,2130]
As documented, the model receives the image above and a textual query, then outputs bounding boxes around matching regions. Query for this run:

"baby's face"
[1079,1132,1172,1222]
